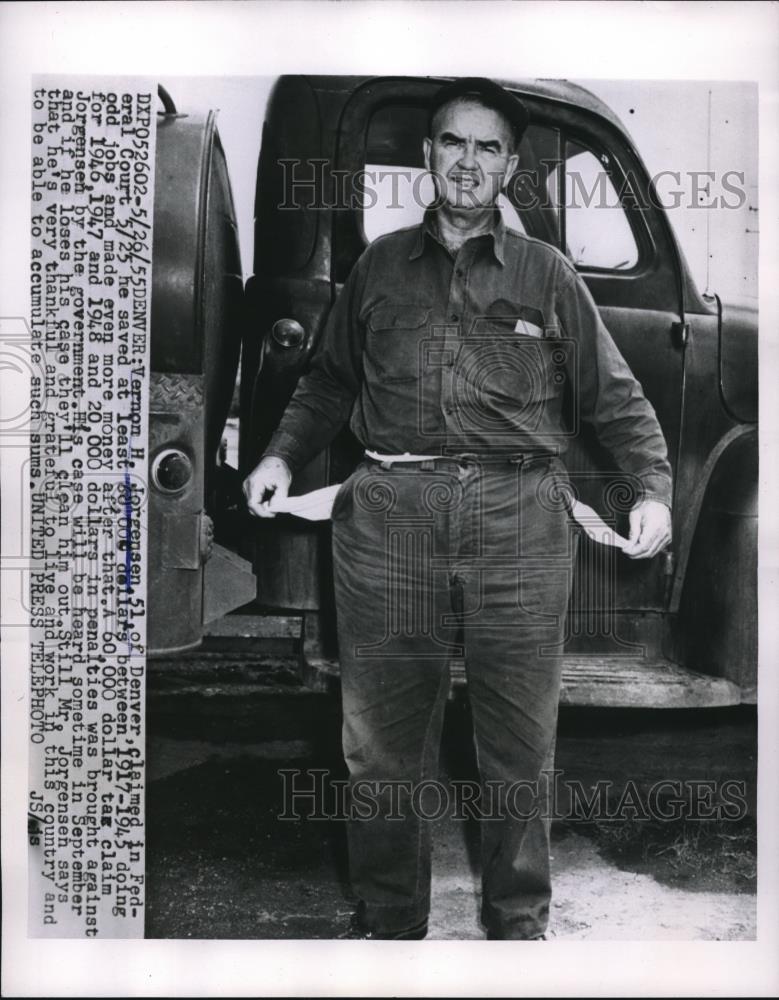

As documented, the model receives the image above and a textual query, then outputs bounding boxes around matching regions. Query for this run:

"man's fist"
[243,456,292,518]
[623,499,672,559]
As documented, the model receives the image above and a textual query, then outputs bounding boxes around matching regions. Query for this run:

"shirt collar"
[408,208,506,266]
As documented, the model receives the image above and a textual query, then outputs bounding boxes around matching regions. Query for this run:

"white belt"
[365,449,439,464]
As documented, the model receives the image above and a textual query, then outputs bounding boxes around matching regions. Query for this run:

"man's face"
[423,99,519,212]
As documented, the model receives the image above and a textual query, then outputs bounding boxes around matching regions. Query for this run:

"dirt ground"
[145,661,756,941]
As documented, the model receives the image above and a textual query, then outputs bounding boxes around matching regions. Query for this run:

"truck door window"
[547,139,639,271]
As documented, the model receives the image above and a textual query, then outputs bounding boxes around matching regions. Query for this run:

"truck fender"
[671,424,757,699]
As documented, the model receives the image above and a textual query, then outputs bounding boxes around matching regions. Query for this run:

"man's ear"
[503,152,519,189]
[423,137,432,172]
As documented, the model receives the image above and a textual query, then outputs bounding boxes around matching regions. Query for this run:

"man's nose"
[457,141,478,169]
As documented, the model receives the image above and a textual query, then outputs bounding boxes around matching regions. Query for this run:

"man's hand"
[623,499,672,559]
[243,456,292,518]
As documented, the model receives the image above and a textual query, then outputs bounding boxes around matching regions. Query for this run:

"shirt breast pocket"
[366,305,431,383]
[464,313,566,410]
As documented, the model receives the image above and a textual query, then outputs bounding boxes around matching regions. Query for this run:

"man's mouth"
[450,174,479,190]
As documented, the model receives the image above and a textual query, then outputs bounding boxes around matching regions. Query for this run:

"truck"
[146,75,758,710]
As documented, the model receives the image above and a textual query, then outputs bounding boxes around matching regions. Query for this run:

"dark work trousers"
[330,453,576,939]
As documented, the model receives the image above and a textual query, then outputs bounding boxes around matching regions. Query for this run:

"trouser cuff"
[481,901,549,940]
[360,896,430,935]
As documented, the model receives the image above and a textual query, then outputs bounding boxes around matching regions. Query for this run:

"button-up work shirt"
[264,211,673,507]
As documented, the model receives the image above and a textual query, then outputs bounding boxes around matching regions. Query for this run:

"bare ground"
[145,737,756,941]
[145,653,756,941]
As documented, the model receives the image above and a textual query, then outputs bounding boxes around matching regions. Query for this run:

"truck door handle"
[671,321,690,348]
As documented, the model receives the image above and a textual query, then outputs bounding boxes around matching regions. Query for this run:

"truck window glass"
[547,140,639,271]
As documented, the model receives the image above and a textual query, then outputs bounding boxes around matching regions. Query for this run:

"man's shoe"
[338,909,428,940]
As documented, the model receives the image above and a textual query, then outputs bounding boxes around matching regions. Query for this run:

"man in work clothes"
[244,78,672,940]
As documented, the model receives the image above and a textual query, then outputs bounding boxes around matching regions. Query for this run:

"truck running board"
[301,645,742,708]
[208,613,743,708]
[556,656,742,708]
[512,657,740,708]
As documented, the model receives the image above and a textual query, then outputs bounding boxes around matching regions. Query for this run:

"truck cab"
[147,76,757,709]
